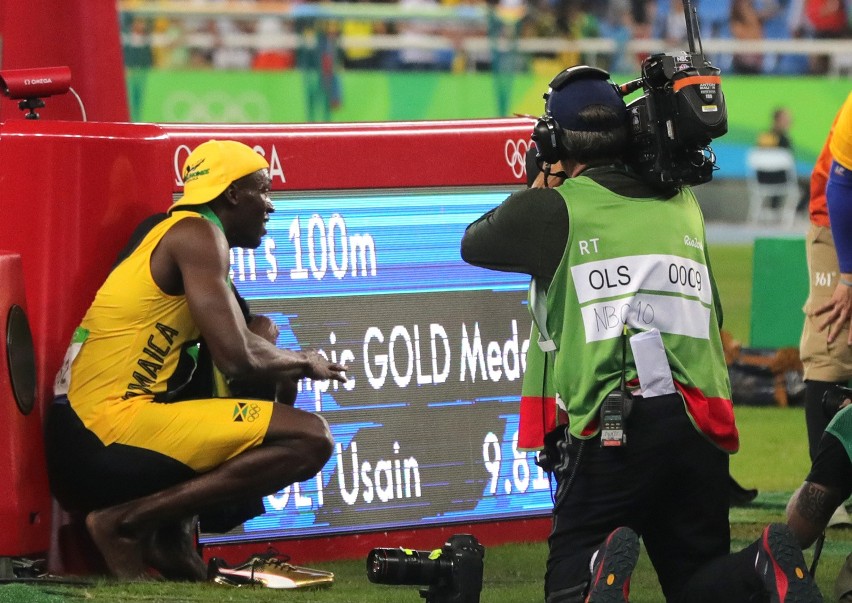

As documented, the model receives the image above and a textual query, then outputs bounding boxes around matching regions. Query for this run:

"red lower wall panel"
[200,516,551,566]
[0,253,51,557]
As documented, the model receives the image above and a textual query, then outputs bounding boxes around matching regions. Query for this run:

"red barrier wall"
[0,253,51,556]
[0,120,173,416]
[0,117,540,568]
[0,117,533,419]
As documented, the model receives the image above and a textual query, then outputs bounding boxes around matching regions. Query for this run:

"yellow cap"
[172,140,270,209]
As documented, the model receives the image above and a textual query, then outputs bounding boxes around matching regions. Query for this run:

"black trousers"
[545,394,758,602]
[805,379,845,461]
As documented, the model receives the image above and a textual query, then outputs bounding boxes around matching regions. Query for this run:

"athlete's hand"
[247,314,279,345]
[302,350,348,383]
[814,280,852,345]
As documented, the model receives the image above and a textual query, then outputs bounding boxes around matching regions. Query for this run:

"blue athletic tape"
[827,160,852,273]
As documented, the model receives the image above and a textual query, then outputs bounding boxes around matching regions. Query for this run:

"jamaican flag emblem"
[232,402,260,422]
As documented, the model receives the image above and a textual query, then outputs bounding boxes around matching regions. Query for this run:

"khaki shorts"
[799,224,852,382]
[46,396,275,512]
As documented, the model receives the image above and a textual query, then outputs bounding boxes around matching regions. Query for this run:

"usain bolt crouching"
[44,140,347,580]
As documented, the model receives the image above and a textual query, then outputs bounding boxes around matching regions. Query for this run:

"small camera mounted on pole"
[0,66,72,119]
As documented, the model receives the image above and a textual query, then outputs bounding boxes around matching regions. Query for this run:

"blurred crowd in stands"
[121,0,852,75]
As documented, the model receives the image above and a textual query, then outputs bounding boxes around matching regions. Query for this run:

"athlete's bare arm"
[152,217,347,384]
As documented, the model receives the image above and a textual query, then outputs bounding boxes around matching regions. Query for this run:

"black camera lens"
[366,547,451,586]
[822,385,852,418]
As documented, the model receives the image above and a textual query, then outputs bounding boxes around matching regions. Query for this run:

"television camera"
[532,0,727,189]
[617,0,728,188]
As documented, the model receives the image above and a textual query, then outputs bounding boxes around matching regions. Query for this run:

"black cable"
[621,327,628,394]
[553,436,585,515]
[810,532,826,578]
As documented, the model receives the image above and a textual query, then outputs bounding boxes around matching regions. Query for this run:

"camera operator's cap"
[545,65,627,132]
[172,139,270,209]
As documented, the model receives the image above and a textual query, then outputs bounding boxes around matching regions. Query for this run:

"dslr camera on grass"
[366,534,484,603]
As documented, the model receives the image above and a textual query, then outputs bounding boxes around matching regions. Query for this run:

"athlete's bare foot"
[86,508,150,579]
[143,517,206,581]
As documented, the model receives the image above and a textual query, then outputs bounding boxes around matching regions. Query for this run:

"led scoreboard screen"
[201,185,554,544]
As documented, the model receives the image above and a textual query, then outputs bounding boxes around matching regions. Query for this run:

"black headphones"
[532,65,614,165]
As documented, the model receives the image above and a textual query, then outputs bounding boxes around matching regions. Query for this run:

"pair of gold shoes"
[208,550,334,589]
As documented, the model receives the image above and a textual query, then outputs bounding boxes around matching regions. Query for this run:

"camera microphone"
[617,79,644,98]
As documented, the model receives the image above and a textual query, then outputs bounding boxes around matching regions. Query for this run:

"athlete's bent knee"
[297,413,334,478]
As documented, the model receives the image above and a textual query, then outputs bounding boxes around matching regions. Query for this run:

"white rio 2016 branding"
[571,254,712,343]
[173,143,286,187]
[683,235,704,251]
[504,139,529,179]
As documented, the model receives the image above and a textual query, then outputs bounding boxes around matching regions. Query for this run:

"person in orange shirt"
[800,92,852,496]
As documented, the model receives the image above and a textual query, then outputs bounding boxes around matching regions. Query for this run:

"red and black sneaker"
[754,523,823,603]
[585,527,640,603]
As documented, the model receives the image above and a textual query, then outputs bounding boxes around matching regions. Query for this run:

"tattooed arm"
[786,481,842,548]
[788,415,852,548]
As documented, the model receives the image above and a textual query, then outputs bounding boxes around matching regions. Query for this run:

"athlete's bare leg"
[85,510,149,580]
[86,404,332,579]
[143,516,206,581]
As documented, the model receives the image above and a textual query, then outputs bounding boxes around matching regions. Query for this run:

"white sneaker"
[828,505,852,528]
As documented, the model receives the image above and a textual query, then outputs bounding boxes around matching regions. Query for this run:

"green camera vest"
[519,175,737,453]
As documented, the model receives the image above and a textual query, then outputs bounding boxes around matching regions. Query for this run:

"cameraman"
[461,66,821,602]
